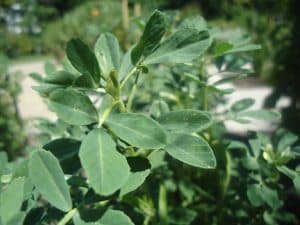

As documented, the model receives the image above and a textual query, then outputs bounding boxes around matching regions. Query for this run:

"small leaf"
[99,209,134,225]
[29,149,72,212]
[105,113,167,149]
[144,28,211,65]
[165,133,216,168]
[44,70,77,86]
[238,109,281,121]
[277,132,298,152]
[48,89,98,125]
[79,128,130,196]
[131,10,166,64]
[157,110,211,133]
[246,184,263,207]
[214,42,234,57]
[230,98,255,112]
[95,33,121,78]
[0,178,24,224]
[66,38,101,83]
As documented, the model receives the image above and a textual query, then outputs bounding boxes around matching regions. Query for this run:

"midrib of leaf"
[37,153,69,207]
[96,132,104,192]
[107,120,162,146]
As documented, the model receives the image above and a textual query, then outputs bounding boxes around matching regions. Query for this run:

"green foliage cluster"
[0,10,299,225]
[0,54,26,160]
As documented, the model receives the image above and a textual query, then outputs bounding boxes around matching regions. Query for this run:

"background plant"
[0,9,299,225]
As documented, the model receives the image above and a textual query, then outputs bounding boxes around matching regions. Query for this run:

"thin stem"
[126,84,137,111]
[97,102,117,127]
[158,184,168,225]
[57,208,77,225]
[120,67,137,89]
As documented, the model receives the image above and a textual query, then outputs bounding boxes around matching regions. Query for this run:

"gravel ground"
[10,61,291,135]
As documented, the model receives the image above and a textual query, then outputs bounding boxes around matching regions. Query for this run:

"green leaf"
[73,74,97,88]
[144,28,211,65]
[105,113,167,149]
[226,43,261,54]
[230,98,255,112]
[246,184,263,207]
[131,10,166,64]
[165,133,216,168]
[44,70,77,86]
[238,109,281,121]
[29,150,72,212]
[0,178,24,224]
[95,33,121,78]
[214,42,234,57]
[66,38,101,83]
[120,157,151,196]
[44,61,56,76]
[277,132,298,152]
[157,110,211,133]
[119,47,134,81]
[99,209,134,225]
[293,176,300,194]
[0,152,8,176]
[79,128,130,196]
[48,89,98,125]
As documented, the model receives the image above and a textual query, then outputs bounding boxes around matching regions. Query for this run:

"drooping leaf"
[131,10,166,64]
[230,98,255,112]
[29,150,72,212]
[99,209,134,225]
[144,28,211,65]
[157,110,211,133]
[165,133,216,168]
[0,178,25,225]
[105,113,167,149]
[48,89,98,125]
[95,33,121,78]
[79,128,130,196]
[66,38,101,83]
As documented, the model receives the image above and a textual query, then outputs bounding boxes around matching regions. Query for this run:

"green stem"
[158,184,168,225]
[120,67,137,89]
[98,101,117,127]
[57,208,77,225]
[126,84,137,111]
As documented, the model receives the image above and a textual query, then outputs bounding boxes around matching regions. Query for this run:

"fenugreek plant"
[0,10,299,225]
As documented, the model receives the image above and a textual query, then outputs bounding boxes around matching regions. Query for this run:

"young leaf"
[66,38,101,83]
[95,33,121,78]
[99,209,134,225]
[0,178,24,225]
[105,113,167,149]
[131,10,166,64]
[157,110,212,133]
[29,150,72,212]
[230,98,255,112]
[79,128,130,196]
[48,89,98,125]
[144,28,211,65]
[164,133,216,168]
